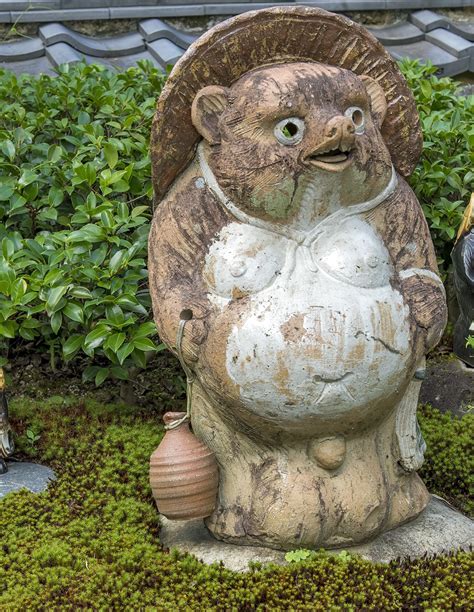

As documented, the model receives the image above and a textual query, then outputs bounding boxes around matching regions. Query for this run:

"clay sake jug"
[149,412,218,520]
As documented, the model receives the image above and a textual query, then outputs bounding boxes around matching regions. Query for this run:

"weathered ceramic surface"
[149,7,447,550]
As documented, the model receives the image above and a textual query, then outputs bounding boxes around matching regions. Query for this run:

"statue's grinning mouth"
[310,149,349,163]
[305,146,354,171]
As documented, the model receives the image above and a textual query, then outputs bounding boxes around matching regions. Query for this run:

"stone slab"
[450,20,474,43]
[419,357,474,417]
[0,461,55,499]
[159,496,474,572]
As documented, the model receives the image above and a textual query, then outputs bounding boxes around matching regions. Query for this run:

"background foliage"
[1,396,471,610]
[0,62,165,385]
[400,60,474,274]
[0,60,473,381]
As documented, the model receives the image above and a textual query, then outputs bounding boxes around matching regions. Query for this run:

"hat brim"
[151,6,422,200]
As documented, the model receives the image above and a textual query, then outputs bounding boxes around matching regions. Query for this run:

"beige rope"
[164,313,195,431]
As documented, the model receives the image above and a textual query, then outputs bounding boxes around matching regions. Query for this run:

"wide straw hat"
[151,6,422,201]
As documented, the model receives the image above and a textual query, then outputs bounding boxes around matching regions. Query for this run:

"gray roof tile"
[426,27,473,58]
[410,9,447,32]
[147,38,184,68]
[39,22,145,57]
[367,22,424,45]
[0,55,55,75]
[109,7,205,18]
[10,8,110,22]
[2,1,59,8]
[0,37,44,61]
[389,40,470,77]
[138,18,196,47]
[45,41,83,67]
[98,50,163,70]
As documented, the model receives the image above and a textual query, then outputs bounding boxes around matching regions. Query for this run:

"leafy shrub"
[0,62,166,384]
[1,397,472,610]
[400,60,474,274]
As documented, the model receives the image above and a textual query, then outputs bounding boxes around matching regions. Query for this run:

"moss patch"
[1,397,472,610]
[419,404,474,516]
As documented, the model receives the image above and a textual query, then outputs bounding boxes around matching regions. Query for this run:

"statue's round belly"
[202,273,412,426]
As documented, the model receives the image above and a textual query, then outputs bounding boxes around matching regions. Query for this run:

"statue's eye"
[344,106,365,134]
[274,117,305,145]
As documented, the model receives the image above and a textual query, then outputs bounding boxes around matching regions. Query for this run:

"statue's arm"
[369,177,447,351]
[148,176,229,364]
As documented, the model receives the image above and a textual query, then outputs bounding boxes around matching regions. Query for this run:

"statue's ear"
[360,75,387,128]
[191,85,231,145]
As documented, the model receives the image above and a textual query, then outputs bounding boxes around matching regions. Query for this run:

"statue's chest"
[203,216,394,301]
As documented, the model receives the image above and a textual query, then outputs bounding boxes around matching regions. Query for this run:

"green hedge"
[400,60,474,274]
[1,397,472,610]
[0,62,166,384]
[0,61,472,382]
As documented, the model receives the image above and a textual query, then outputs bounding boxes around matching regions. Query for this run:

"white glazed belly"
[203,219,412,423]
[224,270,411,421]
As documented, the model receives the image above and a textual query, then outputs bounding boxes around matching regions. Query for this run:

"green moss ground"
[0,396,472,610]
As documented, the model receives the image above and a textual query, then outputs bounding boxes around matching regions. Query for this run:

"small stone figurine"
[452,194,474,367]
[148,7,447,550]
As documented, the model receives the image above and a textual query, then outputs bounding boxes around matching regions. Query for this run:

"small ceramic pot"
[149,412,218,520]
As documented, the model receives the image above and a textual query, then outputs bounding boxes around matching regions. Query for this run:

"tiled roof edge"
[0,2,472,23]
[0,12,472,78]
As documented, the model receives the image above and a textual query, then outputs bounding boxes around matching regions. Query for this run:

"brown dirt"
[4,349,185,414]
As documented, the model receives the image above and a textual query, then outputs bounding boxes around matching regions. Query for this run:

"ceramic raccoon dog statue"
[149,8,447,550]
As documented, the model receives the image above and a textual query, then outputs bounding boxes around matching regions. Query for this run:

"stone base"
[159,496,474,572]
[0,461,55,499]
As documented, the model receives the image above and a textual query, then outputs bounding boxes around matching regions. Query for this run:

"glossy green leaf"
[46,286,68,313]
[116,341,134,365]
[132,337,157,352]
[84,325,110,351]
[63,302,84,324]
[104,332,126,353]
[1,139,15,161]
[95,367,110,386]
[104,142,118,169]
[62,334,85,359]
[50,311,62,334]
